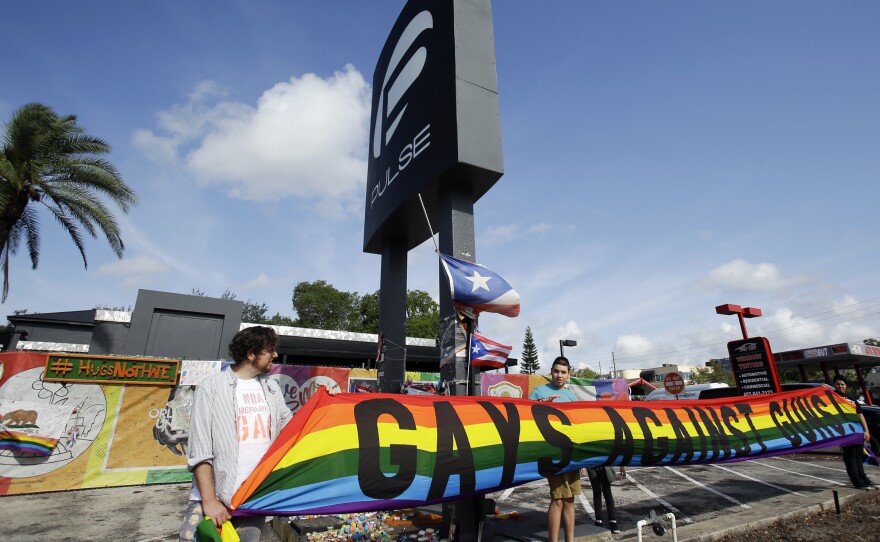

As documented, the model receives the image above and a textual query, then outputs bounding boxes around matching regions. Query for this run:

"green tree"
[405,289,439,340]
[520,326,540,374]
[242,300,270,324]
[358,291,380,333]
[292,280,360,331]
[93,304,132,312]
[192,287,290,326]
[266,312,296,327]
[352,289,438,339]
[571,367,601,379]
[690,360,736,386]
[865,338,879,347]
[0,308,27,332]
[0,103,137,301]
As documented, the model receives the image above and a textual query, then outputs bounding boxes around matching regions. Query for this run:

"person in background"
[529,356,579,542]
[587,466,625,533]
[832,375,874,489]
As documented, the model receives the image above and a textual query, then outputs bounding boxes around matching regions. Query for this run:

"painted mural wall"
[0,352,624,495]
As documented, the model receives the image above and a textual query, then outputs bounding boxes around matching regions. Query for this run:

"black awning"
[277,335,440,364]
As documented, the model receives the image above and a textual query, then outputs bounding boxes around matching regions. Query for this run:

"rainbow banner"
[233,387,868,516]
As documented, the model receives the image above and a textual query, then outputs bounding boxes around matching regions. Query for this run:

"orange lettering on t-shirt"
[252,415,268,440]
[237,416,248,441]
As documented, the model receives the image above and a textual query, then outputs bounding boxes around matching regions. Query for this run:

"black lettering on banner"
[354,399,417,499]
[735,403,767,453]
[478,401,520,487]
[720,405,749,457]
[633,407,667,465]
[824,390,857,435]
[812,393,844,437]
[532,404,573,477]
[797,394,831,440]
[601,407,635,466]
[789,395,821,442]
[428,402,476,500]
[663,409,695,463]
[682,408,709,461]
[770,401,802,447]
[694,407,731,461]
[783,397,813,443]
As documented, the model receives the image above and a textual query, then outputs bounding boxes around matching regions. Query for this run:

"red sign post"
[664,372,685,395]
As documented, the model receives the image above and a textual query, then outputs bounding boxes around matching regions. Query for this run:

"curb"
[661,487,878,542]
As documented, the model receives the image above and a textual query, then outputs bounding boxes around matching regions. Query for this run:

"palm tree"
[0,103,137,301]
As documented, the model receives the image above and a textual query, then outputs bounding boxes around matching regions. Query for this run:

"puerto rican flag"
[469,332,513,369]
[439,253,520,319]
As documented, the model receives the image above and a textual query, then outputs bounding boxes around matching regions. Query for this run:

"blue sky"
[3,1,878,373]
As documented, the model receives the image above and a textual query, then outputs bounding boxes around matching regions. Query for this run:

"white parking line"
[498,487,516,502]
[710,464,806,497]
[665,466,751,509]
[771,456,847,473]
[577,491,596,520]
[625,470,693,524]
[751,460,848,486]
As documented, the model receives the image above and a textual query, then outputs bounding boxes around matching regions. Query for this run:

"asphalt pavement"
[1,456,877,542]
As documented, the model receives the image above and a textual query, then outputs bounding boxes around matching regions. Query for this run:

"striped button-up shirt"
[187,367,292,505]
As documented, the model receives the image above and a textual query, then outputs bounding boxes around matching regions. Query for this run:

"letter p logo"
[372,10,433,159]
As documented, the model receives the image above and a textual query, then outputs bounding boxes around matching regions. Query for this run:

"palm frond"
[22,207,40,269]
[0,102,137,299]
[45,203,87,267]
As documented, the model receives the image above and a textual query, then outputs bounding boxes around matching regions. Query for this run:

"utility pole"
[612,351,617,379]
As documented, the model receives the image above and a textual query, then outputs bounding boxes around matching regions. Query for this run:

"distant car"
[861,405,880,456]
[697,382,831,400]
[644,383,730,401]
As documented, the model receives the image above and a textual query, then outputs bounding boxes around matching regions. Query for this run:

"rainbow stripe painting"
[232,387,869,516]
[0,430,61,456]
[0,400,75,457]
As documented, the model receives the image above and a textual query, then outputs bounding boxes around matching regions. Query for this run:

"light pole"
[559,339,577,358]
[715,304,762,339]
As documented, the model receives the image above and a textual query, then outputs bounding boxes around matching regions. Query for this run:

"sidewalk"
[270,504,611,542]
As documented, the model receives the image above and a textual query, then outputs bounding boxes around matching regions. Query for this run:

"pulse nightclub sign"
[726,337,782,396]
[363,0,504,253]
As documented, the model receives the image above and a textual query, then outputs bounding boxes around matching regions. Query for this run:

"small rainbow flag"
[232,387,869,516]
[0,400,75,457]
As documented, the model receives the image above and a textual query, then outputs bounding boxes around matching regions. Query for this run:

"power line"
[583,298,880,369]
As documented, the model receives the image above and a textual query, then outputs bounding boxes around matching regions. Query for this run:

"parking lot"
[491,452,874,536]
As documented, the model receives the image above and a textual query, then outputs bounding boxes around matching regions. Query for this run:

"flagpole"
[465,316,475,396]
[417,193,440,253]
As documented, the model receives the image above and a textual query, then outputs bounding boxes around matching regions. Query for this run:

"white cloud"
[132,129,179,162]
[95,255,169,276]
[242,273,271,290]
[699,259,805,292]
[615,333,656,356]
[134,65,371,208]
[526,223,552,235]
[482,224,518,245]
[95,254,168,291]
[752,295,880,351]
[479,222,555,246]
